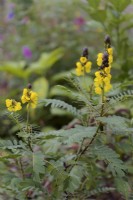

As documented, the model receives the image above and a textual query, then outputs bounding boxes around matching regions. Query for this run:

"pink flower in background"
[22,46,32,59]
[73,16,85,27]
[21,16,30,25]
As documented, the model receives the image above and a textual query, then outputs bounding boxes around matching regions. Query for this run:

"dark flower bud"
[102,60,107,64]
[99,65,104,70]
[82,47,89,58]
[102,52,109,67]
[104,62,109,67]
[104,35,111,45]
[103,52,108,59]
[27,83,32,89]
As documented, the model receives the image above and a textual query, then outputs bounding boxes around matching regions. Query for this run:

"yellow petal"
[16,102,22,111]
[95,87,102,95]
[85,61,92,73]
[23,88,28,95]
[76,67,84,76]
[95,71,101,77]
[76,62,82,68]
[8,106,14,112]
[109,55,113,64]
[104,84,112,92]
[107,48,113,55]
[6,99,12,108]
[103,77,110,84]
[97,53,103,58]
[80,57,87,64]
[31,92,38,101]
[105,66,111,74]
[21,95,28,103]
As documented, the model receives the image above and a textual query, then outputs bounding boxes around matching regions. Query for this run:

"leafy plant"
[0,35,133,200]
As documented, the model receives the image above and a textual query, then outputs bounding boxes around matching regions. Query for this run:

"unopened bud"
[104,35,111,45]
[82,47,89,58]
[27,83,32,89]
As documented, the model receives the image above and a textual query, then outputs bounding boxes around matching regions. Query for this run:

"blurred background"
[0,0,133,136]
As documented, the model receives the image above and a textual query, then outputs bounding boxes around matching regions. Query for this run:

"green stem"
[99,82,105,132]
[19,158,25,179]
[67,82,105,172]
[77,125,100,157]
[17,158,25,180]
[26,105,33,152]
[26,105,30,132]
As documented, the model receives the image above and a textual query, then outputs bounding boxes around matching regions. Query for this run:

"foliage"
[85,0,133,79]
[0,0,133,199]
[0,35,133,199]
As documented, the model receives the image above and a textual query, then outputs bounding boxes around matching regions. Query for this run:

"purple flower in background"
[73,16,85,27]
[22,46,32,59]
[7,11,14,20]
[6,3,15,21]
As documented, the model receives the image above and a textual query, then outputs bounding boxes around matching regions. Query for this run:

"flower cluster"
[94,36,113,95]
[21,88,38,108]
[6,99,22,112]
[76,48,92,76]
[6,84,38,112]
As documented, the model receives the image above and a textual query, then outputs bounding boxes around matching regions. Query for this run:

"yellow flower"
[21,88,38,108]
[76,68,84,76]
[105,66,111,74]
[97,53,103,66]
[94,81,100,87]
[6,99,22,112]
[75,51,92,76]
[95,71,101,77]
[94,68,112,95]
[85,61,92,73]
[95,87,102,94]
[94,38,113,95]
[76,62,82,68]
[104,84,112,92]
[107,73,112,79]
[109,55,113,64]
[76,62,84,76]
[107,48,113,55]
[103,77,110,84]
[80,56,87,64]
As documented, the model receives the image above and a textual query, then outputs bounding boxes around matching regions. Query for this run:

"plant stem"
[99,83,105,132]
[17,158,25,180]
[20,158,25,179]
[68,83,105,171]
[77,125,100,157]
[26,105,33,152]
[26,105,30,132]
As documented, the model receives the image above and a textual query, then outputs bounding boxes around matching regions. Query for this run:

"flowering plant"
[1,36,133,200]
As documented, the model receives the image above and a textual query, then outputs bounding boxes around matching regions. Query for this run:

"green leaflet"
[32,151,45,182]
[40,99,81,117]
[87,187,115,198]
[65,165,84,193]
[92,145,127,177]
[115,178,130,200]
[109,0,131,12]
[109,90,133,105]
[35,125,97,145]
[97,115,132,134]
